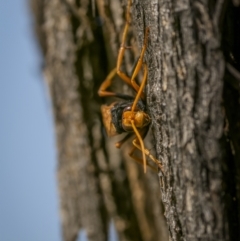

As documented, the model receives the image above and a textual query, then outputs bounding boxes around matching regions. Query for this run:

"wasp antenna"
[131,120,147,173]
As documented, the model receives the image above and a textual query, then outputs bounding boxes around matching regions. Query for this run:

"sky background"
[0,0,62,240]
[0,1,118,240]
[0,0,118,241]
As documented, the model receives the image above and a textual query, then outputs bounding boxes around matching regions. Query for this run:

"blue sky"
[0,1,118,241]
[0,0,61,240]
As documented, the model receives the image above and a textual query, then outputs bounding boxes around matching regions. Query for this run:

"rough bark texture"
[31,0,240,241]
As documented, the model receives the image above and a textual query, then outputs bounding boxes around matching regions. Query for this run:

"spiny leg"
[132,139,164,173]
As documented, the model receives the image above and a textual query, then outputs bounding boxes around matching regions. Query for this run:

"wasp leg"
[116,126,148,149]
[115,133,133,149]
[98,68,117,97]
[116,0,141,92]
[115,132,157,172]
[132,138,164,173]
[130,27,149,91]
[131,63,148,112]
[99,0,136,97]
[98,68,136,100]
[129,145,157,171]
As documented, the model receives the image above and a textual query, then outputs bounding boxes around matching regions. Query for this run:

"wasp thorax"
[122,110,151,132]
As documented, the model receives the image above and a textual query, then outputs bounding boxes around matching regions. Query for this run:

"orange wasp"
[98,0,163,173]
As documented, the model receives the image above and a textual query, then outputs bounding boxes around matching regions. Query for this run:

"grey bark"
[135,0,226,240]
[131,1,240,240]
[30,0,240,241]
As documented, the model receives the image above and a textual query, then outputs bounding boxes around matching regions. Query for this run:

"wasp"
[98,0,163,173]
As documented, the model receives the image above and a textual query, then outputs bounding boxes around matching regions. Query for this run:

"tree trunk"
[31,0,240,241]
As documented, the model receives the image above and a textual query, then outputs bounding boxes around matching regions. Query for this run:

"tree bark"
[31,0,240,241]
[134,0,226,240]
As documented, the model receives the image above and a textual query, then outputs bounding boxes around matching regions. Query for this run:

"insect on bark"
[98,0,163,174]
